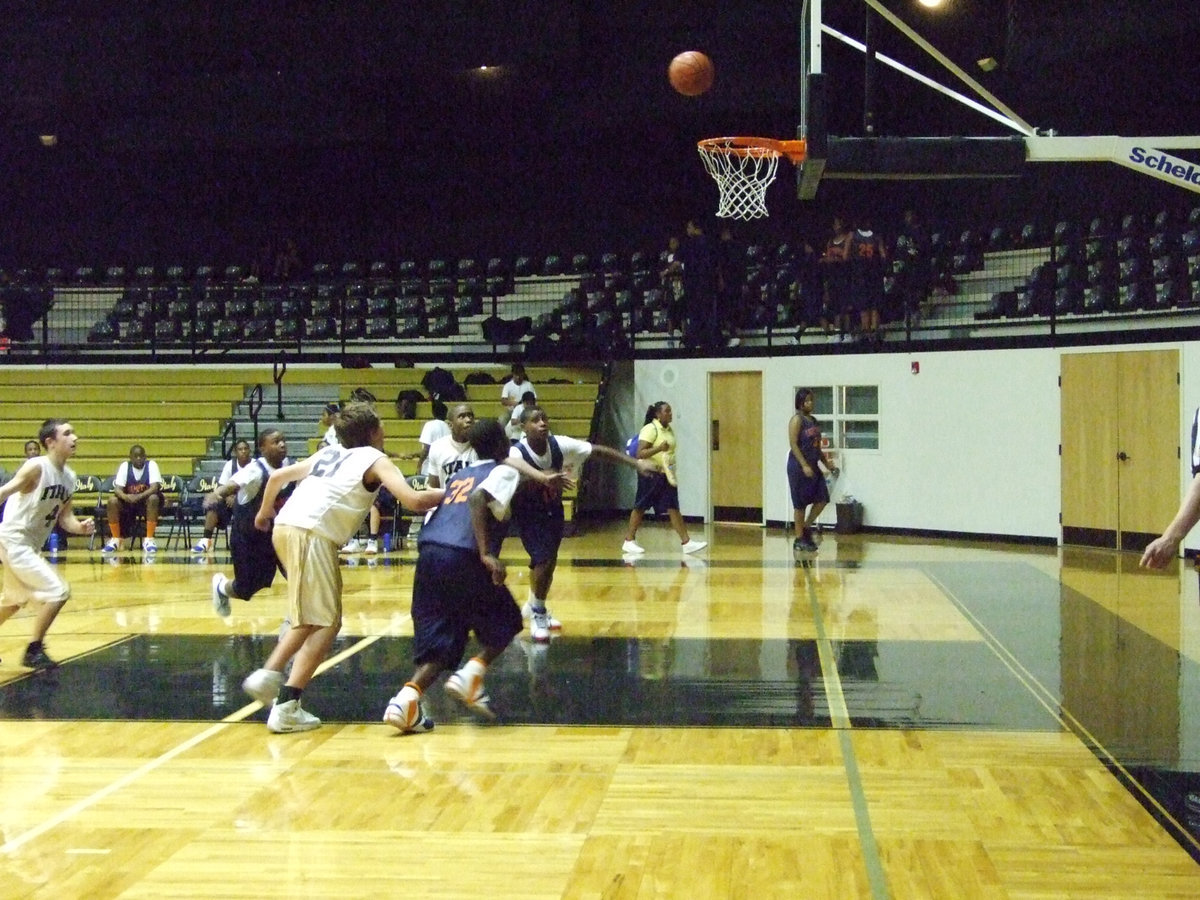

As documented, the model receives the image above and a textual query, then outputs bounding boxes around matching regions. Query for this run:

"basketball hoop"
[697,137,807,219]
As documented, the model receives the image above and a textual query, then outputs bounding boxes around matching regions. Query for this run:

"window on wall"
[804,385,879,451]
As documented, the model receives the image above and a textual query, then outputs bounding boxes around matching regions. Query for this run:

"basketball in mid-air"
[668,50,714,96]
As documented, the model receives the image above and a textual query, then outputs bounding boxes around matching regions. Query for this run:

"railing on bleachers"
[5,201,1200,362]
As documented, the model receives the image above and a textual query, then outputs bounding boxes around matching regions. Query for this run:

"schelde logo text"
[1129,147,1200,185]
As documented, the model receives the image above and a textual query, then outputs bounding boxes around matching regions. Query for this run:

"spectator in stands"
[506,391,537,442]
[273,238,302,282]
[679,218,720,352]
[895,208,931,323]
[846,215,888,345]
[395,399,451,541]
[256,239,277,285]
[317,402,341,449]
[660,234,685,339]
[193,438,253,555]
[499,363,536,424]
[102,444,163,555]
[716,225,745,348]
[0,439,42,521]
[405,400,450,477]
[791,240,825,342]
[819,215,853,340]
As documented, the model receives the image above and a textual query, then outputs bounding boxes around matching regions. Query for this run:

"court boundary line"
[926,569,1200,858]
[0,633,386,856]
[0,635,137,688]
[802,563,892,900]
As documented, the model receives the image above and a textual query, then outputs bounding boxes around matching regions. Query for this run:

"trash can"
[835,500,863,535]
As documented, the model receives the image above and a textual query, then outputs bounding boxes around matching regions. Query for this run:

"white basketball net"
[698,139,781,220]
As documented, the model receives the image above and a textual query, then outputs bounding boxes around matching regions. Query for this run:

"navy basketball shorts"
[513,497,565,567]
[411,543,522,669]
[633,474,680,515]
[787,454,830,509]
[375,487,397,514]
[231,525,284,599]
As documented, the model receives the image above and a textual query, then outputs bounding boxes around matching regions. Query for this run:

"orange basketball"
[668,50,714,96]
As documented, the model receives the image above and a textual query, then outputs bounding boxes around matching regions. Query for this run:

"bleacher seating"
[10,197,1200,357]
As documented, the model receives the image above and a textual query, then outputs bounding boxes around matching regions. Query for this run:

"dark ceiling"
[1,1,1198,265]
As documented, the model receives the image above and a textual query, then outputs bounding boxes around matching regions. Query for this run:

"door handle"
[1117,451,1130,461]
[712,420,719,451]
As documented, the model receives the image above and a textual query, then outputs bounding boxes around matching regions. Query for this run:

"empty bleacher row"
[916,207,1200,326]
[6,201,1200,354]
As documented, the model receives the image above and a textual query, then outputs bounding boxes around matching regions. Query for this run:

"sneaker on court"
[444,669,496,720]
[193,537,211,554]
[365,539,379,554]
[680,539,708,554]
[529,611,552,643]
[142,538,158,554]
[22,646,59,671]
[341,538,362,553]
[101,538,120,554]
[621,540,646,554]
[267,698,321,734]
[383,693,435,734]
[242,668,284,704]
[212,573,232,617]
[521,601,561,630]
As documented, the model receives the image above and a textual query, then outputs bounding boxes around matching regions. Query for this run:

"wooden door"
[709,370,762,522]
[1061,349,1179,550]
[1061,353,1119,546]
[1116,349,1181,550]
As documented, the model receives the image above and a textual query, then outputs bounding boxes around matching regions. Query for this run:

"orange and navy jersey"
[419,460,519,555]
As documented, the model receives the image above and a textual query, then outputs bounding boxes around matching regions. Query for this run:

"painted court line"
[1,633,384,856]
[801,564,892,900]
[926,569,1200,858]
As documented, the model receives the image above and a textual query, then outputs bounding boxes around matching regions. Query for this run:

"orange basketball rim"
[697,136,807,220]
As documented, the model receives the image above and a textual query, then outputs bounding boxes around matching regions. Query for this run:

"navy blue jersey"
[418,460,515,556]
[230,459,294,536]
[796,414,825,468]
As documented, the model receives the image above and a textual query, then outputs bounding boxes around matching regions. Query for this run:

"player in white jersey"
[424,402,481,488]
[426,401,562,498]
[509,405,656,640]
[0,419,96,670]
[238,402,444,734]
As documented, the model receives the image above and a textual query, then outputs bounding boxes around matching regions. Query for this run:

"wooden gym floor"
[1,521,1199,899]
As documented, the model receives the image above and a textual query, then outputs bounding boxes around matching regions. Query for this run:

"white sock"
[398,682,421,702]
[460,657,486,678]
